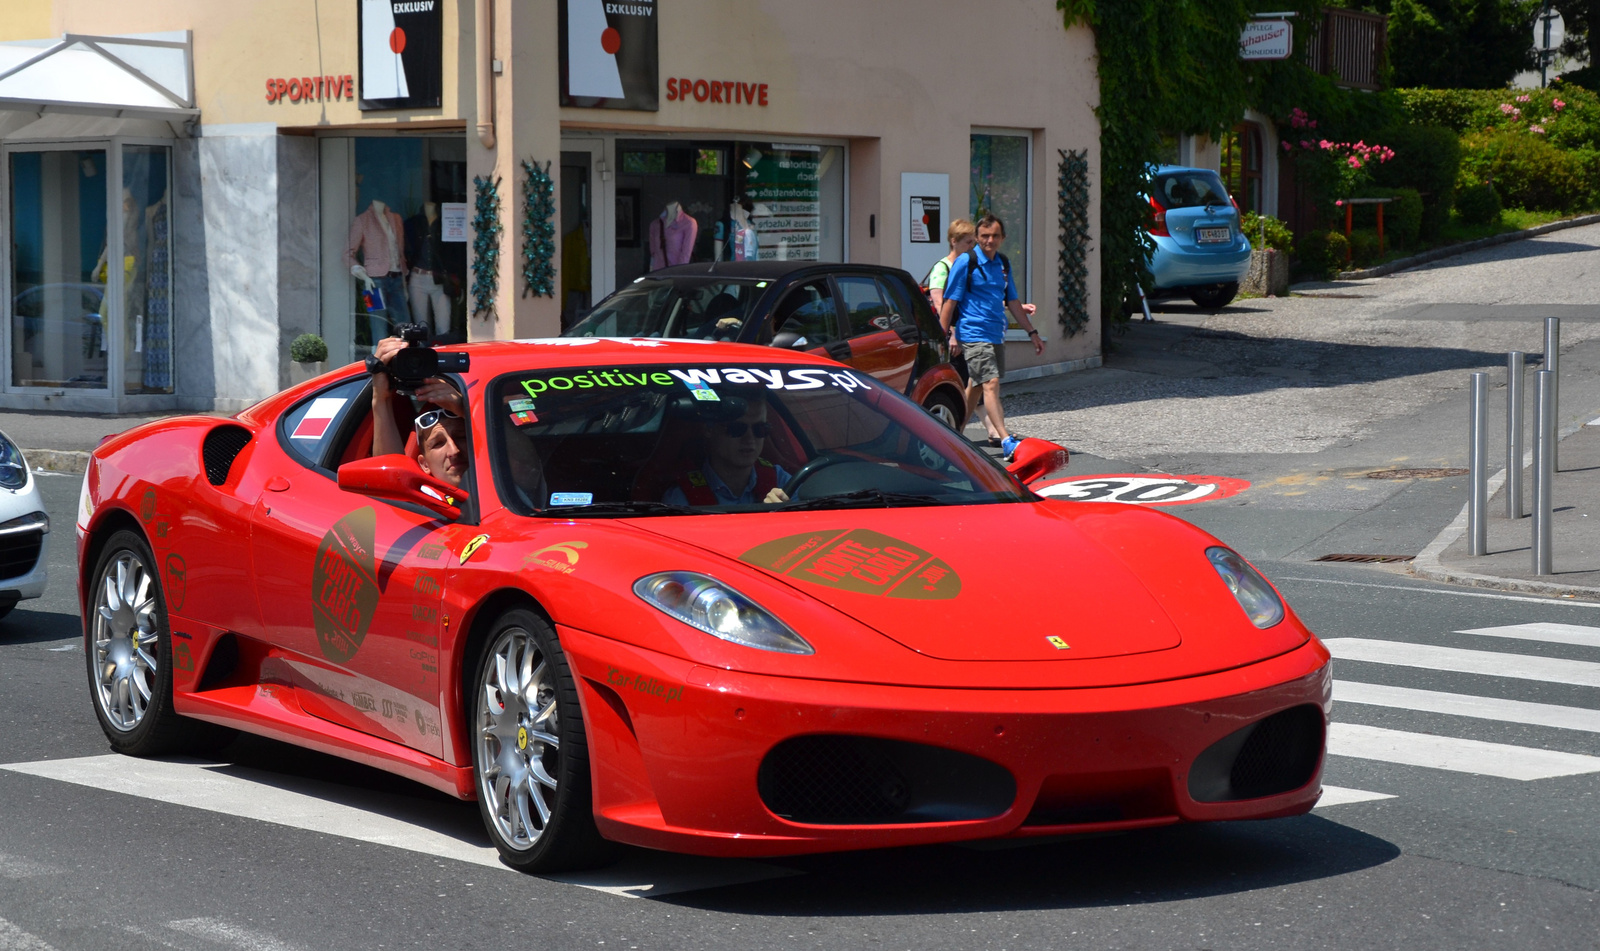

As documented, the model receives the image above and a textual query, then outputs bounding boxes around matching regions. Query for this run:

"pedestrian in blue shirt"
[937,214,1043,459]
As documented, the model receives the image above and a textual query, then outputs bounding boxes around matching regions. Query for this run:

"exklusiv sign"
[561,0,659,111]
[359,0,443,110]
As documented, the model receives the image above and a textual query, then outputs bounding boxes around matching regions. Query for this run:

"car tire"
[472,608,618,873]
[1189,282,1238,310]
[923,390,965,430]
[86,529,235,756]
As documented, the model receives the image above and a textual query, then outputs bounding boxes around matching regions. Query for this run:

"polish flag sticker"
[291,398,347,440]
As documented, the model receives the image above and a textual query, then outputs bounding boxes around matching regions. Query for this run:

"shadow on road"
[0,607,84,645]
[666,816,1399,914]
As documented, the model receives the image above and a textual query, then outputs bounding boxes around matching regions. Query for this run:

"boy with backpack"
[938,214,1044,459]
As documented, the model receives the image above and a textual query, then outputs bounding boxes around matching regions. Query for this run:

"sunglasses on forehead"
[722,421,769,438]
[414,408,462,432]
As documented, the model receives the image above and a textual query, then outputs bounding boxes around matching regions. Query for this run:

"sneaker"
[1000,435,1021,460]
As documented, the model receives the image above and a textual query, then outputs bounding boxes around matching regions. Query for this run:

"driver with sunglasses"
[663,395,791,506]
[371,336,469,489]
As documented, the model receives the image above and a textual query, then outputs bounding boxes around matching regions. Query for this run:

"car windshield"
[1155,171,1231,209]
[564,278,765,340]
[489,363,1029,516]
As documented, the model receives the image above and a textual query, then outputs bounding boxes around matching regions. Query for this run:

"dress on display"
[143,198,171,391]
[647,207,698,271]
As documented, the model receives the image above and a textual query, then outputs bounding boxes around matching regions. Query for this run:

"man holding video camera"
[370,335,469,489]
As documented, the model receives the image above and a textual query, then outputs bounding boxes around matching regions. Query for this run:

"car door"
[248,377,453,757]
[835,274,918,393]
[762,277,849,363]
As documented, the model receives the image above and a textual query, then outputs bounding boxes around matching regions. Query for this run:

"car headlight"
[1206,547,1284,629]
[0,432,27,491]
[634,571,814,655]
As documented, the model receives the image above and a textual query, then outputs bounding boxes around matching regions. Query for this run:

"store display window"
[612,140,844,286]
[7,143,172,393]
[319,135,468,363]
[970,131,1031,328]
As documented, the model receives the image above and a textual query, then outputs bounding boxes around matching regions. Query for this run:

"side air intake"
[202,425,252,486]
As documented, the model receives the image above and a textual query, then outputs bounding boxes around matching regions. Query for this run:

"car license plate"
[1196,227,1231,244]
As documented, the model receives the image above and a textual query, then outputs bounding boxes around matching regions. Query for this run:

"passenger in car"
[370,335,469,489]
[663,395,792,506]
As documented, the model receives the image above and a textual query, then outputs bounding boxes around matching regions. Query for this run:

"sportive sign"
[1033,474,1251,506]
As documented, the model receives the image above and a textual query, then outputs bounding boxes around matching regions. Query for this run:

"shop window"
[613,140,844,286]
[9,149,109,389]
[970,131,1030,326]
[319,136,468,364]
[123,146,174,395]
[1222,123,1264,213]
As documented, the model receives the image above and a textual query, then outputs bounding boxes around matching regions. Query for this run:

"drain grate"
[1365,468,1468,480]
[1314,553,1415,563]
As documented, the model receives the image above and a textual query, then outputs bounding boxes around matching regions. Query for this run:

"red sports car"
[77,338,1331,872]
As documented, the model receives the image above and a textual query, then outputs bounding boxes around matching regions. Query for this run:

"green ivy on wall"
[1057,0,1332,328]
[521,159,556,298]
[471,174,502,319]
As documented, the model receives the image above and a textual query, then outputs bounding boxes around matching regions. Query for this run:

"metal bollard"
[1469,372,1489,555]
[1507,351,1525,519]
[1533,369,1555,575]
[1545,316,1561,471]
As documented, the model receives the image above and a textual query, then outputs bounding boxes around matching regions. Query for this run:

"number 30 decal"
[1033,474,1250,506]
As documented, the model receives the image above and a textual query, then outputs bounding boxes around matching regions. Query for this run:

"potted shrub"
[289,333,329,385]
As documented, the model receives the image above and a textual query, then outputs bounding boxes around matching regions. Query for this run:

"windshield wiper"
[535,500,706,518]
[780,489,949,512]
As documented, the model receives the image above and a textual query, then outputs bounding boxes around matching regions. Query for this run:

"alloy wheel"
[92,550,160,732]
[476,626,562,851]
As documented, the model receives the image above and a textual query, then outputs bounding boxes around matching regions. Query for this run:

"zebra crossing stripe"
[1327,723,1600,780]
[1335,681,1600,734]
[1457,622,1600,649]
[1324,638,1600,688]
[1315,785,1396,807]
[0,755,796,899]
[0,917,57,951]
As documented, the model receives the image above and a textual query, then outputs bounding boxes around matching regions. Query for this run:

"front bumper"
[562,626,1332,857]
[0,512,48,604]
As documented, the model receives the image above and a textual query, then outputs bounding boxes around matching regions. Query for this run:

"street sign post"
[1240,20,1293,61]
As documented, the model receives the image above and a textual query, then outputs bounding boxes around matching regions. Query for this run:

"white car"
[0,430,47,618]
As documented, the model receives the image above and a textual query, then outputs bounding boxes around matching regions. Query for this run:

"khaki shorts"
[962,341,1005,385]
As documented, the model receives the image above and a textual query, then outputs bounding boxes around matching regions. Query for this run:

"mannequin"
[406,200,452,338]
[647,201,697,271]
[714,198,758,262]
[346,198,408,345]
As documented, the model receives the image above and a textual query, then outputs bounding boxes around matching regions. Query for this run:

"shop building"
[0,2,1100,413]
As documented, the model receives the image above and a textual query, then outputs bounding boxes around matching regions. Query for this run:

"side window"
[837,276,893,337]
[280,376,370,470]
[769,279,837,346]
[877,274,927,335]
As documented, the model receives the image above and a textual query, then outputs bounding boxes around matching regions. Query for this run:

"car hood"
[627,503,1182,662]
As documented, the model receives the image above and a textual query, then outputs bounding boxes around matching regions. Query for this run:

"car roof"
[1153,164,1222,176]
[638,261,913,281]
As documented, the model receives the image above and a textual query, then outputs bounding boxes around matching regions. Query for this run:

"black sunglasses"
[723,421,770,438]
[414,408,462,432]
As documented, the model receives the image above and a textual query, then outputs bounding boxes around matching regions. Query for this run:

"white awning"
[0,31,196,120]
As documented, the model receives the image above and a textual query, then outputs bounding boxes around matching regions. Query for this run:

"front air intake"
[1188,704,1324,803]
[201,425,252,486]
[757,735,1015,825]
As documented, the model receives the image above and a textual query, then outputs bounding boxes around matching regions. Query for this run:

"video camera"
[365,323,470,394]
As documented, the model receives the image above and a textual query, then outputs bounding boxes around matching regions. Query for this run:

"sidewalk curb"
[1411,416,1600,601]
[1337,213,1600,281]
[25,449,89,476]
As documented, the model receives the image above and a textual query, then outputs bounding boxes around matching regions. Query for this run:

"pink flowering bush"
[1280,124,1397,202]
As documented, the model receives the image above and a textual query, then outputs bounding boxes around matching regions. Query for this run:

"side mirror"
[337,454,468,520]
[1005,438,1070,484]
[770,331,810,350]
